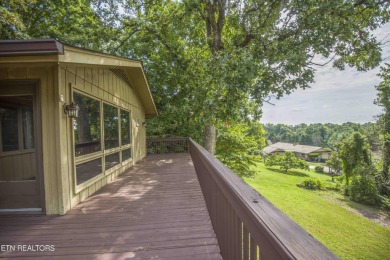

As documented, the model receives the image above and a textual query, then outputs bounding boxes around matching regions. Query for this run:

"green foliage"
[264,122,381,151]
[326,152,343,175]
[350,175,382,206]
[297,179,324,190]
[246,163,390,260]
[375,63,390,182]
[339,132,371,185]
[4,0,389,179]
[215,122,264,177]
[265,152,309,173]
[0,0,117,51]
[314,166,324,173]
[308,153,319,161]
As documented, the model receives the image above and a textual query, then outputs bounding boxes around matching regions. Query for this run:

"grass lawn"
[244,163,390,260]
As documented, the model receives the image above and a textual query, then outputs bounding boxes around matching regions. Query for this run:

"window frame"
[0,97,35,157]
[72,90,133,192]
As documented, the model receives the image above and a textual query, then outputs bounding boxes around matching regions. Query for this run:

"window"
[104,103,119,149]
[122,148,131,162]
[105,152,120,170]
[121,109,131,145]
[22,107,34,149]
[76,158,102,185]
[72,91,133,188]
[0,95,34,153]
[74,92,101,156]
[0,106,19,152]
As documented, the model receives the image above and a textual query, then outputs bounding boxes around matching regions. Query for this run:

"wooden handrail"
[146,137,189,154]
[189,138,339,260]
[145,137,338,259]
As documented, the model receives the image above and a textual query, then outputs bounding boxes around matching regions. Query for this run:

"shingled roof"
[263,142,330,155]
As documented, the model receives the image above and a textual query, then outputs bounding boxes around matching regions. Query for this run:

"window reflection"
[122,148,131,161]
[0,106,19,152]
[105,152,120,170]
[121,110,131,145]
[104,103,119,149]
[22,107,34,149]
[76,158,102,185]
[74,92,101,156]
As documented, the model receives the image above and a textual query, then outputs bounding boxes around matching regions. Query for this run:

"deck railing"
[146,137,189,154]
[147,138,339,260]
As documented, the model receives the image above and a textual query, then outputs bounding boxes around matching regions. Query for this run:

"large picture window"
[74,92,101,156]
[104,103,119,149]
[73,91,133,188]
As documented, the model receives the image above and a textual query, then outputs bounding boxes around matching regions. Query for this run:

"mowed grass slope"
[244,163,390,260]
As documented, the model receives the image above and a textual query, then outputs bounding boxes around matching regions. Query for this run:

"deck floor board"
[0,154,222,259]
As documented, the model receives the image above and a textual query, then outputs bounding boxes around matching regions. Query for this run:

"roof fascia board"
[0,55,59,64]
[60,45,141,68]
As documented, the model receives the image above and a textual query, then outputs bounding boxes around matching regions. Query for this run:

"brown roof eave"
[0,39,64,56]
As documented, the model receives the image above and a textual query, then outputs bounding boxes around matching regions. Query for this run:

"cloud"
[261,23,389,125]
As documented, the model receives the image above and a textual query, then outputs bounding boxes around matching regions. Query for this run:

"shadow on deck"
[0,154,222,260]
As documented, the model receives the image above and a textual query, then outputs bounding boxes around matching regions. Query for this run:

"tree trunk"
[203,124,216,154]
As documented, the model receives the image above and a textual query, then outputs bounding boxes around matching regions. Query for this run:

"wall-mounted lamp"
[142,122,147,127]
[64,102,80,118]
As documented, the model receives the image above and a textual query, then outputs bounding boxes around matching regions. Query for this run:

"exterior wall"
[59,65,146,214]
[0,64,62,214]
[0,63,147,215]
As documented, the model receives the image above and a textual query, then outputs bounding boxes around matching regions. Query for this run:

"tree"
[375,63,390,181]
[0,0,119,51]
[339,132,371,185]
[265,152,309,173]
[114,0,389,154]
[4,1,389,174]
[215,122,265,177]
[326,152,342,181]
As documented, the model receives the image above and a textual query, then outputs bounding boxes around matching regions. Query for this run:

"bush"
[314,166,324,173]
[297,179,324,190]
[350,175,382,206]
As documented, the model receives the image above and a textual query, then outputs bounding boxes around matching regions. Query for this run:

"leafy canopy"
[215,122,266,177]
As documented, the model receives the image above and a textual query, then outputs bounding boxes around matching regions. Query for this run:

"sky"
[261,23,390,125]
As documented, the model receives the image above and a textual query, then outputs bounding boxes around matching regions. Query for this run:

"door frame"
[0,79,45,214]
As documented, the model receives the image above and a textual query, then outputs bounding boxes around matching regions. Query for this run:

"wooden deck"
[0,154,222,259]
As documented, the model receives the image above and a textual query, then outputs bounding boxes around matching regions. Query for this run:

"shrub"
[297,179,324,190]
[265,152,309,173]
[350,175,382,206]
[314,165,324,173]
[308,153,319,161]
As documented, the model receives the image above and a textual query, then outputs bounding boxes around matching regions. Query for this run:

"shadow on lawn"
[337,197,390,225]
[266,167,310,177]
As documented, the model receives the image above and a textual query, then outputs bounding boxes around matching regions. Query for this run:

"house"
[0,40,337,259]
[263,142,331,162]
[0,39,157,214]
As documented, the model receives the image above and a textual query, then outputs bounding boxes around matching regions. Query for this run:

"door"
[0,81,43,212]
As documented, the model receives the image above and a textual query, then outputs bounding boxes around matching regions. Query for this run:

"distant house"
[263,142,331,162]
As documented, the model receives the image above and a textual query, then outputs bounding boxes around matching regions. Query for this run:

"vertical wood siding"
[61,65,146,214]
[0,64,147,215]
[0,64,61,214]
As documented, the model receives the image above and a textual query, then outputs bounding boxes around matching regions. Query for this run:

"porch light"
[64,102,79,118]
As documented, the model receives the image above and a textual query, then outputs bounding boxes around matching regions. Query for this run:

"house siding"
[60,65,146,214]
[0,63,147,215]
